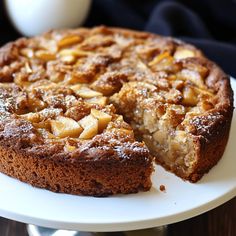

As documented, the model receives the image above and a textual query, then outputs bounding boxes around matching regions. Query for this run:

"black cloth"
[1,0,236,77]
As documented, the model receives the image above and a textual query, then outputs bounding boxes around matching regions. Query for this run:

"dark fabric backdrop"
[1,0,236,77]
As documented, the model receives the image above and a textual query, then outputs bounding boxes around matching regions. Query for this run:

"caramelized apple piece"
[20,48,34,58]
[178,69,205,89]
[182,86,198,106]
[60,55,76,64]
[35,50,56,61]
[69,84,82,91]
[174,48,195,60]
[57,35,82,48]
[148,51,171,66]
[20,112,40,123]
[91,109,112,132]
[50,116,83,138]
[59,48,92,57]
[75,87,103,98]
[79,114,98,139]
[85,96,107,106]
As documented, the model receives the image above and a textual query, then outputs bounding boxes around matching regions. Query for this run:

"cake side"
[0,113,152,196]
[0,143,152,196]
[185,60,234,181]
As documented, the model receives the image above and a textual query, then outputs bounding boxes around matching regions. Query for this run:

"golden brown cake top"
[0,26,233,162]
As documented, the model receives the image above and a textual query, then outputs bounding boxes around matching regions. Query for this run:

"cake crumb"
[159,184,166,192]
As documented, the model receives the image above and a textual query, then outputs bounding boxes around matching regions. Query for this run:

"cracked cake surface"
[0,26,233,196]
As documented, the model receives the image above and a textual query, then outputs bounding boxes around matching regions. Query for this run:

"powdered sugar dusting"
[190,112,222,134]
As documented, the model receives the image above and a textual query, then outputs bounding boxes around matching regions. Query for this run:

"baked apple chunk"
[50,116,83,138]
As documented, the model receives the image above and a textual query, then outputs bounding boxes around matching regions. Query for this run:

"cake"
[0,26,233,196]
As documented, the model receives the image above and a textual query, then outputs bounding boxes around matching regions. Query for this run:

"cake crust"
[0,26,233,196]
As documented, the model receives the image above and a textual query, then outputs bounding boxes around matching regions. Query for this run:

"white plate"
[0,79,236,232]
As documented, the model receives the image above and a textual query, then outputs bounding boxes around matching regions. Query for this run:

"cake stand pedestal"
[27,225,167,236]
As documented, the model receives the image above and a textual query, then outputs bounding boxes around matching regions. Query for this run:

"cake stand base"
[27,224,167,236]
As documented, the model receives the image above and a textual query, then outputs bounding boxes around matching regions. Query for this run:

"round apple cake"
[0,26,233,196]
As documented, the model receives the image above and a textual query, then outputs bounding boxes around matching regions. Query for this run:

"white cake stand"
[0,79,236,236]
